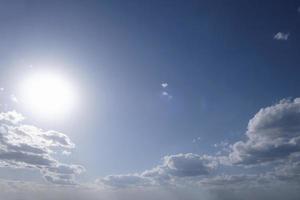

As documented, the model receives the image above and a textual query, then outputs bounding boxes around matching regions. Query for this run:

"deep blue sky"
[0,0,300,181]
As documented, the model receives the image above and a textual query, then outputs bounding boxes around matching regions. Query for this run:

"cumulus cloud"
[228,98,300,165]
[0,110,84,185]
[98,98,300,190]
[98,153,217,188]
[272,152,300,183]
[274,32,289,40]
[0,110,24,124]
[3,97,300,199]
[150,153,216,178]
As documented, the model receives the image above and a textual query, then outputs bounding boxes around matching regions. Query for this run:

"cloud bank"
[97,98,300,198]
[2,98,300,200]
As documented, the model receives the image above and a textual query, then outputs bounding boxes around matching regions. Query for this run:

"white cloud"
[161,83,168,88]
[0,110,84,185]
[98,153,217,188]
[161,82,172,100]
[162,91,169,96]
[2,98,300,199]
[274,32,289,40]
[98,97,300,190]
[162,91,173,100]
[228,98,300,165]
[0,110,24,124]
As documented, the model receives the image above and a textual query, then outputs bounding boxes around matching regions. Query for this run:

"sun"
[19,71,77,117]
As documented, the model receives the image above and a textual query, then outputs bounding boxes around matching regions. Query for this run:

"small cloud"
[162,91,173,100]
[192,137,201,143]
[161,82,168,88]
[162,91,168,96]
[298,6,300,13]
[0,88,4,91]
[273,32,289,40]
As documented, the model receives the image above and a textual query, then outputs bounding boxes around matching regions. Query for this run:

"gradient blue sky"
[1,1,300,199]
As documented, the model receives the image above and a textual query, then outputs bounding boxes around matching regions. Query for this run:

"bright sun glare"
[20,72,77,117]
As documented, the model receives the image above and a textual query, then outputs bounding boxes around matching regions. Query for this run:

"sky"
[0,0,300,199]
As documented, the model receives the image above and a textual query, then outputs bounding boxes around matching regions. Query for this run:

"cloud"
[228,98,300,165]
[150,153,217,178]
[98,153,217,188]
[161,83,168,88]
[0,110,84,185]
[162,91,173,100]
[162,91,169,96]
[43,164,85,185]
[161,82,172,100]
[192,137,201,143]
[272,152,300,183]
[274,32,289,40]
[2,98,300,199]
[98,97,300,190]
[0,110,24,124]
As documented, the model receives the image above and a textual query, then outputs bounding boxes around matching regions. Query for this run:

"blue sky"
[1,1,300,200]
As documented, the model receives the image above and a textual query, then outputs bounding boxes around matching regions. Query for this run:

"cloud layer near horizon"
[1,98,300,200]
[97,98,300,190]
